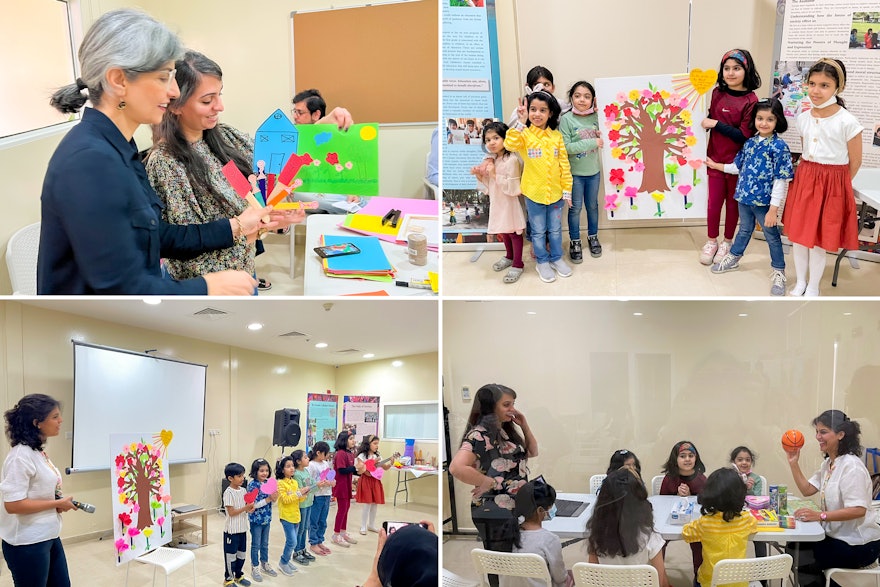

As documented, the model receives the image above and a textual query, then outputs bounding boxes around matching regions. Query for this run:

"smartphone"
[314,243,361,258]
[382,520,429,535]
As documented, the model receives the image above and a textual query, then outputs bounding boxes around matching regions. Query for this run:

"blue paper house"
[253,109,299,174]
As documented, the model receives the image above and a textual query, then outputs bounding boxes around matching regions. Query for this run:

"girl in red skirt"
[782,59,863,296]
[331,430,358,548]
[355,434,392,534]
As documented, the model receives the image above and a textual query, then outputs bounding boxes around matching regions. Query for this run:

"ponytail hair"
[812,409,861,457]
[309,441,330,460]
[508,477,556,549]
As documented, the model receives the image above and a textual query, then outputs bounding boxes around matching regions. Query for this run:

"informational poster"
[110,432,173,565]
[342,395,380,441]
[442,0,503,244]
[779,0,880,167]
[306,392,338,451]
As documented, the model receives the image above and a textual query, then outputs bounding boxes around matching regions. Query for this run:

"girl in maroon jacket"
[699,49,761,265]
[331,431,359,548]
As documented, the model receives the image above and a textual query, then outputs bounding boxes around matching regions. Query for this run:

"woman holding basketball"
[786,409,880,587]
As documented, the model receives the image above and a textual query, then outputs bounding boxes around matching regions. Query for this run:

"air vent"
[334,348,361,355]
[191,307,229,321]
[279,331,308,338]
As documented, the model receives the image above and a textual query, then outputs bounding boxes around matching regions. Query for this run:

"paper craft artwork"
[293,124,379,197]
[111,433,173,565]
[261,477,278,495]
[596,73,711,220]
[320,469,336,482]
[253,109,300,176]
[244,488,259,504]
[319,235,395,282]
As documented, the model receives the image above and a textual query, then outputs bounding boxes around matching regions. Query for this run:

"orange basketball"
[781,429,805,453]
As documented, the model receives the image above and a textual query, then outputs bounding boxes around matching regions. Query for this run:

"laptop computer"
[554,498,589,518]
[171,504,201,514]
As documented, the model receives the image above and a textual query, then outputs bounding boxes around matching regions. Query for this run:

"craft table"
[832,168,880,286]
[543,494,824,586]
[303,214,438,296]
[170,505,209,546]
[392,466,440,506]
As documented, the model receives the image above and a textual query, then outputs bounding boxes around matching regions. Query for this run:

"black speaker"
[272,408,301,447]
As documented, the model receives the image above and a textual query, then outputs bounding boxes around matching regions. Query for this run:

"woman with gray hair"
[37,9,277,295]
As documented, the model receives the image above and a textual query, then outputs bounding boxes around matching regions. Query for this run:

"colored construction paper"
[292,124,379,196]
[371,467,384,480]
[358,197,439,218]
[320,469,336,481]
[244,488,259,504]
[365,459,376,472]
[261,477,277,494]
[343,214,401,237]
[320,235,394,276]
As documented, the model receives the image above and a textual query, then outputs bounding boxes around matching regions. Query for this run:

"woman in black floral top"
[449,384,538,586]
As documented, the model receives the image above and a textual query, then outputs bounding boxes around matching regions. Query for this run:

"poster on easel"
[110,431,173,565]
[342,395,380,441]
[306,392,338,452]
[441,0,504,245]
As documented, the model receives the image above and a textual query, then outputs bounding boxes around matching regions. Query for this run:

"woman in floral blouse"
[449,384,538,586]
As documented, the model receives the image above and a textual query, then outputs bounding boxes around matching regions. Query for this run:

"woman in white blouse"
[787,409,880,587]
[0,394,77,586]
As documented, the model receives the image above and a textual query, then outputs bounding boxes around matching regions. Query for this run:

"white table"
[302,215,438,296]
[392,467,441,506]
[832,168,880,286]
[544,494,824,586]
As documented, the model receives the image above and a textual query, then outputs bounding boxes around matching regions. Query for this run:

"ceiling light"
[843,312,852,316]
[315,342,328,349]
[738,313,748,317]
[142,298,162,305]
[391,360,403,367]
[363,353,375,359]
[526,311,537,315]
[632,312,643,316]
[273,366,288,375]
[247,323,263,331]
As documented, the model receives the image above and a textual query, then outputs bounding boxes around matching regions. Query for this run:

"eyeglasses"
[157,68,177,90]
[291,108,310,117]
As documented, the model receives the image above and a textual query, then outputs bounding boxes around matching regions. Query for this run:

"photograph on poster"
[849,12,880,48]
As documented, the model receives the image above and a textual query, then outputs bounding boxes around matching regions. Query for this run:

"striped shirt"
[682,511,757,587]
[223,486,250,534]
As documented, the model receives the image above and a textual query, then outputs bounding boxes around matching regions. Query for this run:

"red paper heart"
[365,459,376,472]
[677,156,687,166]
[244,488,259,504]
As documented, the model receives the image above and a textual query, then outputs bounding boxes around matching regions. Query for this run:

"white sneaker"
[549,259,572,278]
[713,241,731,264]
[342,532,358,544]
[699,239,718,265]
[770,270,786,296]
[331,534,350,548]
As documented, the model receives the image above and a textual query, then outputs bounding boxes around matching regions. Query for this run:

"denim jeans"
[730,201,785,271]
[279,519,298,565]
[250,521,270,566]
[2,537,70,587]
[569,173,601,239]
[525,198,564,264]
[295,506,312,552]
[309,495,330,545]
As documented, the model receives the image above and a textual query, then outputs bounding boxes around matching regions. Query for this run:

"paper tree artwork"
[110,433,172,565]
[596,73,712,220]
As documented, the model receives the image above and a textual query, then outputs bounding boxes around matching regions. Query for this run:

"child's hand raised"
[516,97,528,124]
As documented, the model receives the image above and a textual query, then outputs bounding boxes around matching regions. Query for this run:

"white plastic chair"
[824,560,880,587]
[443,567,480,587]
[589,474,606,494]
[471,548,551,587]
[759,475,768,496]
[710,553,792,586]
[572,562,659,587]
[424,152,438,199]
[124,546,196,587]
[5,222,40,295]
[651,475,663,496]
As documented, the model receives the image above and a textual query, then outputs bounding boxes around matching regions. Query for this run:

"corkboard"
[291,0,438,124]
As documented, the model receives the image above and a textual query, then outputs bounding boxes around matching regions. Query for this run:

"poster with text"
[110,432,173,565]
[596,73,711,220]
[342,395,380,442]
[780,0,880,167]
[306,393,338,452]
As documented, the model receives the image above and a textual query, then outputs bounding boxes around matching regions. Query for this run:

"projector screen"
[71,342,207,473]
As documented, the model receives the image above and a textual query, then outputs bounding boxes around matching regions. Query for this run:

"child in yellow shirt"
[275,455,309,576]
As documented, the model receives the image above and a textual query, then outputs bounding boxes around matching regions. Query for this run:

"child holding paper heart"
[275,455,310,576]
[223,462,255,586]
[355,435,394,535]
[247,458,279,581]
[291,450,317,567]
[699,48,761,267]
[307,441,337,556]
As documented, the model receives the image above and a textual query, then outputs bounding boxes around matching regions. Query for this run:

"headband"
[722,49,748,68]
[816,58,846,93]
[678,443,695,454]
[529,89,555,101]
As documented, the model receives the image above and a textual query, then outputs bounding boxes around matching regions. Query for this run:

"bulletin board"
[290,0,438,125]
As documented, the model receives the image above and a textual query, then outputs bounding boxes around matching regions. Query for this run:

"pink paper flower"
[634,161,645,172]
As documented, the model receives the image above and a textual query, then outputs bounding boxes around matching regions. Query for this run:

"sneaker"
[257,277,272,291]
[342,532,358,544]
[310,544,329,556]
[359,527,367,535]
[251,565,263,583]
[302,549,316,561]
[770,270,786,296]
[569,239,583,264]
[713,240,731,264]
[699,239,718,265]
[260,562,277,577]
[535,262,556,283]
[587,235,602,258]
[278,562,297,576]
[549,259,572,278]
[293,552,310,566]
[710,253,741,274]
[492,257,513,271]
[331,534,350,548]
[236,576,252,587]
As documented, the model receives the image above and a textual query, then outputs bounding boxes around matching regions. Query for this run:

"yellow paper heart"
[160,429,173,447]
[689,69,717,95]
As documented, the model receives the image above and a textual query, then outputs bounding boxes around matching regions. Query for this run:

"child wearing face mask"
[501,476,571,587]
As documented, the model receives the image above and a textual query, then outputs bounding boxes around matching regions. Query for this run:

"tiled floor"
[442,226,880,297]
[0,500,435,586]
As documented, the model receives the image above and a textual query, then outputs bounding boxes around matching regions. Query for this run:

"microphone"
[72,500,96,513]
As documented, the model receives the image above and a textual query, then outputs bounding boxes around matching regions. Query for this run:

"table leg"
[832,250,847,287]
